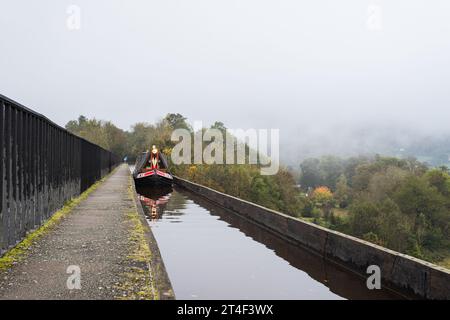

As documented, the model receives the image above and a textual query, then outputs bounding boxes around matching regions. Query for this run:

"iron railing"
[0,94,120,254]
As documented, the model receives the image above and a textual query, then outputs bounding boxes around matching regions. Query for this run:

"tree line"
[65,115,450,268]
[299,155,450,266]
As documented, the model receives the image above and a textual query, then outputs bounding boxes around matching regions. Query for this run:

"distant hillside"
[280,125,450,168]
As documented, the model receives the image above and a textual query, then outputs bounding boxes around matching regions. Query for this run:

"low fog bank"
[280,121,450,168]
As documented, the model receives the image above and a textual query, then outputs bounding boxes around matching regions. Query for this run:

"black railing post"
[0,100,4,253]
[4,103,10,251]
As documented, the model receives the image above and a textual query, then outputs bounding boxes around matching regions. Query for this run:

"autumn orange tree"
[312,186,333,204]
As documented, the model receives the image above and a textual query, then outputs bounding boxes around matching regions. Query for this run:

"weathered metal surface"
[0,94,120,254]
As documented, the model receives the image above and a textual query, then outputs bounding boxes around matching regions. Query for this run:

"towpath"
[0,164,165,300]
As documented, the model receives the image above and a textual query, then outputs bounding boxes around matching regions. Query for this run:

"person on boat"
[150,145,159,169]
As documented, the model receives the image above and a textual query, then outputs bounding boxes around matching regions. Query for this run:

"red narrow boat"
[133,146,173,186]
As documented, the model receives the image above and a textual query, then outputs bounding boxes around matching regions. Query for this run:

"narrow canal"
[136,185,408,300]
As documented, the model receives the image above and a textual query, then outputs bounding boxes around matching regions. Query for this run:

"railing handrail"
[0,93,112,154]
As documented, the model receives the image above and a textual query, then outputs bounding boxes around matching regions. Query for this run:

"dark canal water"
[136,185,408,300]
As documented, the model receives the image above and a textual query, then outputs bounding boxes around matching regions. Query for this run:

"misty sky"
[1,1,450,161]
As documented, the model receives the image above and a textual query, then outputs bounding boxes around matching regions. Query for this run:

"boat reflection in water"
[137,185,173,221]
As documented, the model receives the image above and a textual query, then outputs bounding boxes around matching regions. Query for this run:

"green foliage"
[164,113,191,131]
[394,176,447,224]
[65,115,128,157]
[299,154,450,265]
[348,201,380,237]
[362,232,383,246]
[301,198,315,218]
[424,169,450,196]
[299,158,322,188]
[175,162,305,217]
[334,174,351,207]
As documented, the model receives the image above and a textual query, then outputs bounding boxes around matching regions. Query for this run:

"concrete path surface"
[0,164,158,300]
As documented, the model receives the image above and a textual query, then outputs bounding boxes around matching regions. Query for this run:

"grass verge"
[114,178,157,300]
